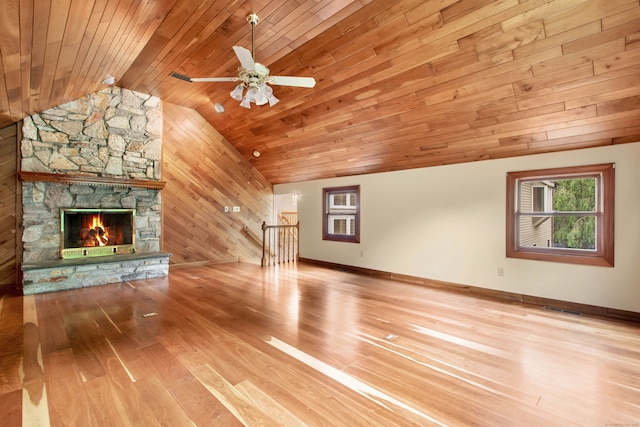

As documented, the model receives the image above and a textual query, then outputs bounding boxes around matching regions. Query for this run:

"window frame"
[506,163,614,267]
[323,185,360,243]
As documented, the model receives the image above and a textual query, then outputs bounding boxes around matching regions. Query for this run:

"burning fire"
[80,215,111,247]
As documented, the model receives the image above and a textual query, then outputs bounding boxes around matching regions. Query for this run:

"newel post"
[261,221,267,267]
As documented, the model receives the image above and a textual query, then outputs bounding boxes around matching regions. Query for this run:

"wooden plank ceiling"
[1,0,639,184]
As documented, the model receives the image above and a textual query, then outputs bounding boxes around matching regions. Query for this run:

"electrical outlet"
[497,267,504,277]
[224,206,229,213]
[232,206,240,212]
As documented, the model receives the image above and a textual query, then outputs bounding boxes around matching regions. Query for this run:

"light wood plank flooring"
[1,262,639,426]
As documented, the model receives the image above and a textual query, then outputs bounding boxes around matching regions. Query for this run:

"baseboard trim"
[299,258,640,323]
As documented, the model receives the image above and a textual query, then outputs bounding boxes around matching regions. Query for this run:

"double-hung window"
[323,185,360,243]
[506,164,614,266]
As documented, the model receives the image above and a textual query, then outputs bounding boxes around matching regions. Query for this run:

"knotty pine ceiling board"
[1,0,640,184]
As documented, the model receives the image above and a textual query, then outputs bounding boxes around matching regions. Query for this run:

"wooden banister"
[243,225,262,246]
[261,221,299,267]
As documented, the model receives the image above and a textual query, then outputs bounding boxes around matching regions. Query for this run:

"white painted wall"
[275,143,640,313]
[274,193,298,220]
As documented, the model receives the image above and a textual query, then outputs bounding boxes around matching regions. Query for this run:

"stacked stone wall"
[21,87,162,179]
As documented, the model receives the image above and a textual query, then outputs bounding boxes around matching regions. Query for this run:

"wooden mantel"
[19,171,165,189]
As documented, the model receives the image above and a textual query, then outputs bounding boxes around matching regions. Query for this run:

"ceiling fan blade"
[270,75,316,88]
[233,46,255,70]
[189,77,237,83]
[170,72,236,83]
[170,72,193,81]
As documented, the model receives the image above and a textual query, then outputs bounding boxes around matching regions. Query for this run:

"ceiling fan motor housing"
[239,64,269,88]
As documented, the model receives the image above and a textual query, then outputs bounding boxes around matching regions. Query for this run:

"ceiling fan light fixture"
[240,97,251,109]
[232,80,278,107]
[230,84,244,101]
[256,85,270,105]
[246,87,258,101]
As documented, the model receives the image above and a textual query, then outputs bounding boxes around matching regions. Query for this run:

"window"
[531,185,547,212]
[506,164,614,267]
[323,185,360,243]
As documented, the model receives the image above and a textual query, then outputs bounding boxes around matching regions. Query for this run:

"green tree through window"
[552,178,596,250]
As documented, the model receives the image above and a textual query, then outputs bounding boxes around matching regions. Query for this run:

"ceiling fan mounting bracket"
[246,13,259,26]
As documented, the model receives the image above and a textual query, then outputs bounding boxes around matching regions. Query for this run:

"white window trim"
[328,215,355,235]
[329,194,357,210]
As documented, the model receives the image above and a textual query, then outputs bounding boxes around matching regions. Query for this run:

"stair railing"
[261,221,299,267]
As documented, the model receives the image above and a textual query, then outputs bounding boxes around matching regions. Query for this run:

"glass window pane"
[332,194,346,206]
[552,178,596,212]
[552,216,596,249]
[329,215,354,235]
[520,177,596,213]
[329,192,357,211]
[532,186,545,212]
[519,216,552,248]
[519,181,549,213]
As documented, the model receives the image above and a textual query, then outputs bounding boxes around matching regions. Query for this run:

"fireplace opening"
[60,209,136,259]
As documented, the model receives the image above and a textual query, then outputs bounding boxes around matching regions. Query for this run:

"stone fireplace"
[20,87,170,294]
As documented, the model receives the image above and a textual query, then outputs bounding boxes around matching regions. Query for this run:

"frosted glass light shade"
[230,85,244,101]
[230,82,278,108]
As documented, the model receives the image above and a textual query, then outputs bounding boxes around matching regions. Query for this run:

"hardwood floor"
[1,262,639,426]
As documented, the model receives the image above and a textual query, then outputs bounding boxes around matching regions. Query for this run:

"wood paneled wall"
[0,124,18,290]
[162,102,273,265]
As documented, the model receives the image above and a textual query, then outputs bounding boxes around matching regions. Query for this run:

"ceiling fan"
[171,13,316,108]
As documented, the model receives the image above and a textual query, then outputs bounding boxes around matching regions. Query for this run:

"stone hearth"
[22,252,170,295]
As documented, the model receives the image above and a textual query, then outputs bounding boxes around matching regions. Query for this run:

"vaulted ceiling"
[1,0,639,184]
